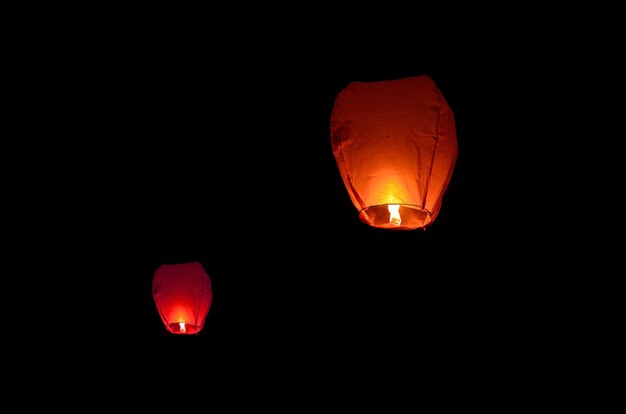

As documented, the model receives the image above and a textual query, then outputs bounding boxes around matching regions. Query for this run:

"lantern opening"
[167,322,201,334]
[359,204,432,230]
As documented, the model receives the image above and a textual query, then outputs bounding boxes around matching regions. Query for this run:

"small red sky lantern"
[331,75,458,230]
[152,261,213,335]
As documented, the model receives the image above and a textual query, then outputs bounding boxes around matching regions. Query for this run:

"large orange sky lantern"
[331,75,458,230]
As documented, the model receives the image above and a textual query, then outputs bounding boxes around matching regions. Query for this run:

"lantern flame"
[388,204,401,225]
[179,322,186,333]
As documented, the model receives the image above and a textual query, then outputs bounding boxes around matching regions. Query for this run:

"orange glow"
[179,322,186,334]
[388,204,401,225]
[331,75,458,230]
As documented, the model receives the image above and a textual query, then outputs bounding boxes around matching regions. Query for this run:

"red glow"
[152,261,213,335]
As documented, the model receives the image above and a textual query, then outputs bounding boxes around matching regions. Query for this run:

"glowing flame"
[179,322,186,333]
[388,204,401,225]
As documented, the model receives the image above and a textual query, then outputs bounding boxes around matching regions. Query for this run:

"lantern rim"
[359,203,433,230]
[166,322,203,335]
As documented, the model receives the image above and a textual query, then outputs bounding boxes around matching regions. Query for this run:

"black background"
[92,52,530,345]
[7,8,622,409]
[71,54,518,317]
[24,32,573,388]
[7,10,616,407]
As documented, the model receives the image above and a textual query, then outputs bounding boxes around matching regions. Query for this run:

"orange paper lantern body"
[152,261,213,334]
[331,75,458,230]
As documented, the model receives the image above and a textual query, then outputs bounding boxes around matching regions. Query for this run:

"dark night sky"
[29,36,563,382]
[92,56,522,345]
[9,13,614,407]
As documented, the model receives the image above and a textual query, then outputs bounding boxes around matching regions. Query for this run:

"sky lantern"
[152,261,213,334]
[330,75,458,230]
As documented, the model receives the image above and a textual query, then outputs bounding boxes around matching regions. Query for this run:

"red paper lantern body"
[152,261,213,334]
[331,75,458,230]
